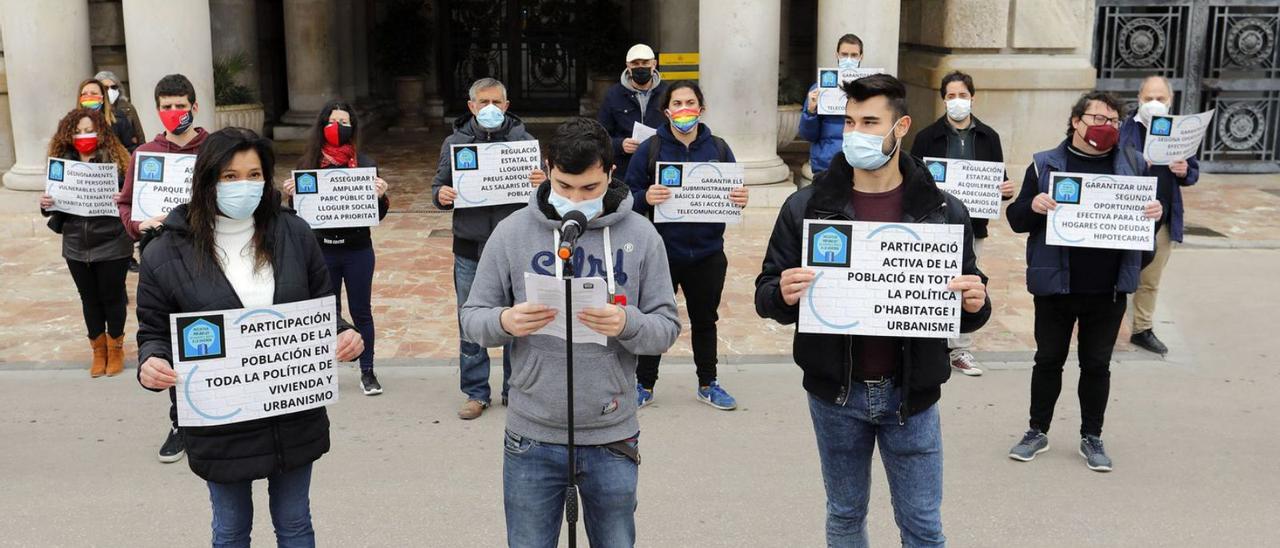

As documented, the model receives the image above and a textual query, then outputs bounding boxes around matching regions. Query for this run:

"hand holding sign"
[947,275,987,313]
[335,330,364,362]
[139,356,177,390]
[780,267,816,306]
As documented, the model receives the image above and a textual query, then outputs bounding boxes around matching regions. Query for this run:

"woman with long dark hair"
[39,108,133,377]
[284,99,390,395]
[135,127,364,546]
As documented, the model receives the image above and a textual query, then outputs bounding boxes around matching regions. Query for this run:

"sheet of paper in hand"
[1143,109,1214,165]
[631,122,658,143]
[523,273,609,346]
[799,220,963,339]
[131,152,196,221]
[1045,171,1156,251]
[923,157,1005,220]
[45,158,119,217]
[816,67,885,115]
[171,296,339,427]
[652,162,744,224]
[450,140,541,209]
[291,167,381,229]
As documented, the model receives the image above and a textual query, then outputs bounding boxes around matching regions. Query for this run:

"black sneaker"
[1130,329,1168,355]
[360,370,383,396]
[128,257,139,273]
[501,395,508,407]
[158,427,185,463]
[1079,435,1113,472]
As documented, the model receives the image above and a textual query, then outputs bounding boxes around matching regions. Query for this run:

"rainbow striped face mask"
[667,107,700,134]
[79,95,104,110]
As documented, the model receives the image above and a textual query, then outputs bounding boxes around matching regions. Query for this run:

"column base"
[273,110,320,140]
[3,164,48,191]
[741,155,792,186]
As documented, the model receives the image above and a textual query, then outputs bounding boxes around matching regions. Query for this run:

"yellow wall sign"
[659,52,700,66]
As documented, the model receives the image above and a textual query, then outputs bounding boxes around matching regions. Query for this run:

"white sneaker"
[949,350,983,376]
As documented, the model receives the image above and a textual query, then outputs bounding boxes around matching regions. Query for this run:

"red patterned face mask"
[73,133,99,155]
[159,109,193,134]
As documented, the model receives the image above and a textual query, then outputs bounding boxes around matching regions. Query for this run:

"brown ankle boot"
[90,334,108,378]
[106,335,126,377]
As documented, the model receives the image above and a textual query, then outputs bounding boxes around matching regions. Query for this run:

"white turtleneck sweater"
[215,216,275,308]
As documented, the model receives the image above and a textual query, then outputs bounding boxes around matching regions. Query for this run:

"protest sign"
[1045,171,1157,251]
[171,296,339,427]
[923,157,1005,219]
[44,158,118,217]
[1144,110,1215,165]
[291,167,380,229]
[653,162,744,224]
[131,152,196,221]
[816,67,885,115]
[450,140,541,208]
[799,220,963,339]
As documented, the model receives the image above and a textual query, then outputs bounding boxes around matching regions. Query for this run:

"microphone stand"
[561,253,579,548]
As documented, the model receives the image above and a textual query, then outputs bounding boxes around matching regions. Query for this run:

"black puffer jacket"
[136,204,353,483]
[754,152,992,421]
[42,150,133,263]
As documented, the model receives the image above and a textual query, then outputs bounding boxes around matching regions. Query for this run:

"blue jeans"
[503,430,638,548]
[324,246,376,371]
[206,463,315,548]
[455,255,511,403]
[808,381,945,548]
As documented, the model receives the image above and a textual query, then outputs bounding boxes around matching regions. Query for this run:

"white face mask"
[107,88,120,104]
[945,98,972,122]
[1137,100,1169,126]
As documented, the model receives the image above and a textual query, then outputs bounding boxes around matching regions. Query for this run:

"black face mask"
[630,66,653,85]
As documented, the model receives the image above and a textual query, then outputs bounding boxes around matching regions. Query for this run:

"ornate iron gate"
[440,0,587,116]
[1094,0,1280,173]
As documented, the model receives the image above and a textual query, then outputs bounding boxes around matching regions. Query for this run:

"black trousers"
[65,258,129,339]
[1029,294,1127,437]
[637,250,727,388]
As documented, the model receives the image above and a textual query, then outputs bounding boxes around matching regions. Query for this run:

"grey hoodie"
[460,181,680,445]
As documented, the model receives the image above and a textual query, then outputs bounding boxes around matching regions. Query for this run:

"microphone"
[557,210,588,261]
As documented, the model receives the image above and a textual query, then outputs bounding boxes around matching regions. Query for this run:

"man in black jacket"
[756,75,991,547]
[910,70,1015,377]
[432,77,545,420]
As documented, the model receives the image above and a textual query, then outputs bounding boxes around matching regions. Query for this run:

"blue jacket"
[597,77,671,176]
[1118,113,1200,242]
[624,123,736,265]
[798,83,845,173]
[1007,139,1150,296]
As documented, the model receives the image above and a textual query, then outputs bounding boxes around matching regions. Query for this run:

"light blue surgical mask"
[838,57,861,70]
[476,104,505,129]
[548,189,605,220]
[217,180,264,220]
[842,118,902,171]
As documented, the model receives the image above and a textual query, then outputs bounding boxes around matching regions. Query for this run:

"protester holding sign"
[113,73,210,465]
[597,43,669,176]
[38,108,133,378]
[74,78,137,155]
[911,71,1015,377]
[432,78,545,420]
[624,81,749,410]
[799,33,864,174]
[284,100,390,396]
[1119,75,1200,356]
[460,117,679,547]
[756,75,989,547]
[1007,91,1162,472]
[117,74,209,242]
[135,128,363,546]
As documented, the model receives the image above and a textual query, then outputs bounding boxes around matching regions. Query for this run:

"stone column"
[899,0,1097,169]
[817,0,901,75]
[0,27,14,174]
[699,0,790,186]
[122,0,217,138]
[335,0,357,100]
[210,0,261,99]
[275,0,340,139]
[0,0,93,191]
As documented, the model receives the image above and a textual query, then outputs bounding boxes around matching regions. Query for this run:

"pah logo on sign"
[177,315,227,362]
[455,146,479,170]
[819,70,839,88]
[659,165,683,187]
[926,160,947,183]
[48,160,66,182]
[809,224,852,268]
[295,172,319,194]
[1150,116,1173,137]
[139,156,165,182]
[1052,176,1082,204]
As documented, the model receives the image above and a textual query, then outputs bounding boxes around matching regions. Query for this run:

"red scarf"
[320,144,357,168]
